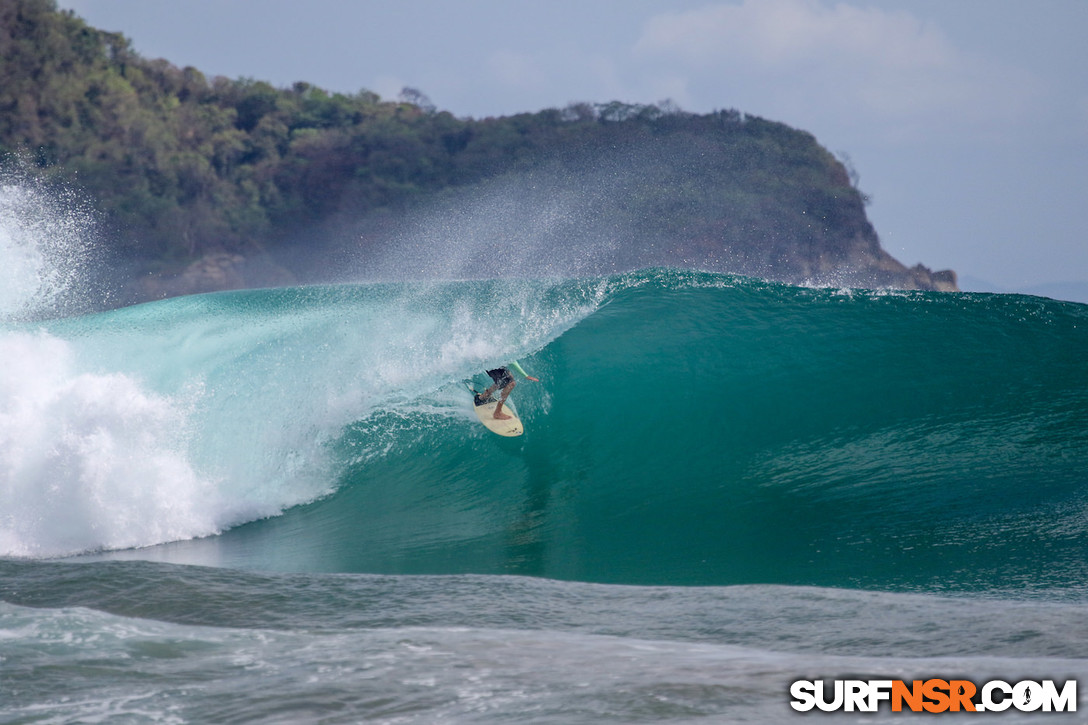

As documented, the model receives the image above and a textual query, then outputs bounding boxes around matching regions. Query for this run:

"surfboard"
[471,393,524,437]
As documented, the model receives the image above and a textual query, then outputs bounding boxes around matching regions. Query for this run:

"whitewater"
[2,177,1087,723]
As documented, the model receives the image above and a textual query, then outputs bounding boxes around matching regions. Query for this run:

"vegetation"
[1,0,953,297]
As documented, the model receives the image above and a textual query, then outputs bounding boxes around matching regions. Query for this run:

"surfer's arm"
[508,360,539,382]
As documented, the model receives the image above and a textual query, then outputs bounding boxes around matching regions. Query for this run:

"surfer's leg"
[493,380,516,419]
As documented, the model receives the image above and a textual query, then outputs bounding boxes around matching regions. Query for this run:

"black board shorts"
[487,368,514,387]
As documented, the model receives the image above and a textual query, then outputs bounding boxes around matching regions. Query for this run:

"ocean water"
[2,182,1088,723]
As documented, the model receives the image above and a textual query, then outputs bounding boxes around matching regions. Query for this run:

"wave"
[3,265,1085,592]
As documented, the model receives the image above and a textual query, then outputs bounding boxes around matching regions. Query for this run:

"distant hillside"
[1,0,956,303]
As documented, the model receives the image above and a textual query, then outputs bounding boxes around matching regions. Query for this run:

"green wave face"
[11,271,1088,590]
[299,274,1088,590]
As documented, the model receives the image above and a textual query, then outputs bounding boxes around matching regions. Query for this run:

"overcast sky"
[59,0,1088,294]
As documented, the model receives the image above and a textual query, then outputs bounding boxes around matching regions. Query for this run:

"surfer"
[478,362,538,420]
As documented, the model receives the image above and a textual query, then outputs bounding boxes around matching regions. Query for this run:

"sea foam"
[0,331,220,557]
[0,179,226,557]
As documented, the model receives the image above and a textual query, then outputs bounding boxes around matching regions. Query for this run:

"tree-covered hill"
[1,0,955,302]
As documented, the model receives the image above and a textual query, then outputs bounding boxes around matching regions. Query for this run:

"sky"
[57,0,1088,296]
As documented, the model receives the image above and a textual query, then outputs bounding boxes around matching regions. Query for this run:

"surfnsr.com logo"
[790,679,1077,713]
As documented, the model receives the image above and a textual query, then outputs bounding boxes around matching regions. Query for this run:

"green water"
[40,270,1084,591]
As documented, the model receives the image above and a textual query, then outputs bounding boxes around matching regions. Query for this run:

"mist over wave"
[0,177,611,556]
[0,169,100,321]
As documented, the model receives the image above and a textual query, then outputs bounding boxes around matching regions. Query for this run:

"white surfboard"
[472,396,523,437]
